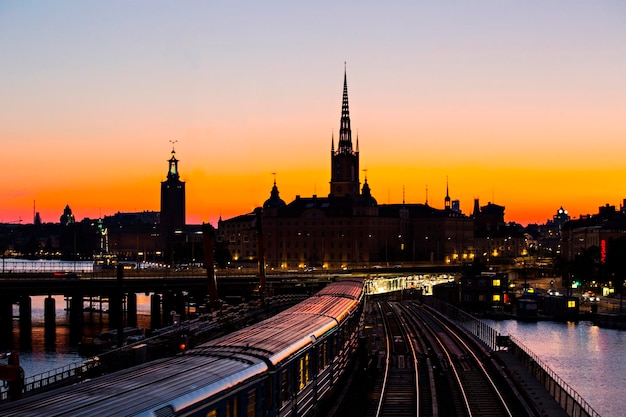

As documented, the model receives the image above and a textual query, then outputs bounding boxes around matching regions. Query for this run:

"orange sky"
[1,2,625,226]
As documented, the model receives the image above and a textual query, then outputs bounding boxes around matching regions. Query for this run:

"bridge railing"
[508,336,600,417]
[424,297,600,417]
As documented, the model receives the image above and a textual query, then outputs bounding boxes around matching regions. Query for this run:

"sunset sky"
[1,1,625,226]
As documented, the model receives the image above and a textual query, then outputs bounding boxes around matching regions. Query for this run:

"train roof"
[1,355,267,417]
[197,278,364,364]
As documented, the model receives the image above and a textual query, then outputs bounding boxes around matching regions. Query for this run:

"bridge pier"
[150,294,161,330]
[69,293,83,345]
[127,293,137,328]
[19,295,32,350]
[162,292,174,326]
[174,291,186,321]
[44,295,56,350]
[0,295,13,349]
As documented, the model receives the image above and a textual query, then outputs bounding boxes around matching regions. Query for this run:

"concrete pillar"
[0,296,13,350]
[174,291,186,321]
[69,294,83,346]
[19,295,32,350]
[44,296,56,350]
[162,292,174,325]
[150,294,161,330]
[126,293,137,328]
[108,293,122,330]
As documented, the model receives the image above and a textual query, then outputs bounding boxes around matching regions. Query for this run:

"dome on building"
[263,180,286,209]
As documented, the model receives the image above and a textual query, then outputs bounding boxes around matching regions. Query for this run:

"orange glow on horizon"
[3,156,624,228]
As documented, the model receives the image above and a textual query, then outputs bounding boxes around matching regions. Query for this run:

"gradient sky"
[1,1,625,227]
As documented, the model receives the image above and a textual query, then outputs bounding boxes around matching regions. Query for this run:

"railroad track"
[369,301,419,417]
[402,301,534,417]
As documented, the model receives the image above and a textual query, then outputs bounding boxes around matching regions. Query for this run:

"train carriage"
[0,278,365,417]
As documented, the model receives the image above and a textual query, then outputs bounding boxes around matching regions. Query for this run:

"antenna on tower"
[403,185,406,205]
[425,185,429,206]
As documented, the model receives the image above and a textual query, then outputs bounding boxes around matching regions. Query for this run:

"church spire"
[338,64,352,154]
[330,65,360,198]
[445,176,451,210]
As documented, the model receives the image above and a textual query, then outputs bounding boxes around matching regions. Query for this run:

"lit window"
[493,294,501,302]
[568,300,576,308]
[492,279,501,287]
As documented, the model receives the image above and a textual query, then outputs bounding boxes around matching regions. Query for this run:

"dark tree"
[604,237,626,312]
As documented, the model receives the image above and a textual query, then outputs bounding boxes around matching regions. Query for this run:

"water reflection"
[484,319,625,417]
[10,295,152,379]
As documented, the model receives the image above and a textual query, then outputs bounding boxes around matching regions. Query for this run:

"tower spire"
[167,140,180,180]
[445,175,451,210]
[330,65,360,198]
[338,64,352,153]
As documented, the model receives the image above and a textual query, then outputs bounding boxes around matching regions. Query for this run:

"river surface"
[483,318,624,417]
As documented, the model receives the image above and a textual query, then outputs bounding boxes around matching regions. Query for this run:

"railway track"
[345,298,542,417]
[402,301,534,417]
[369,301,419,417]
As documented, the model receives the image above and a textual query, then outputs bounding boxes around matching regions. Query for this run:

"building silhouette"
[218,69,480,269]
[160,146,186,261]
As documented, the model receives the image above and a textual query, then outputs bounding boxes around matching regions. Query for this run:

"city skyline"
[2,2,625,226]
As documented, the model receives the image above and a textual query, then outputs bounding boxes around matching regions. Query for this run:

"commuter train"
[0,278,365,417]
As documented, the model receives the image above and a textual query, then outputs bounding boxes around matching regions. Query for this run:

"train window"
[246,388,257,417]
[318,342,328,369]
[298,354,310,390]
[281,370,289,404]
[265,375,274,410]
[206,410,217,417]
[226,397,238,417]
[305,354,310,383]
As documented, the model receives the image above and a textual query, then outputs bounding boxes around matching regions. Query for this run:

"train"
[0,278,365,417]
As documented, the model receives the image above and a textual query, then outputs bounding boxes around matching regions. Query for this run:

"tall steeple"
[444,176,451,210]
[330,64,360,198]
[338,65,353,154]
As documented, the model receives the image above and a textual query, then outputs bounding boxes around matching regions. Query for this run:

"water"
[9,294,153,379]
[483,319,624,417]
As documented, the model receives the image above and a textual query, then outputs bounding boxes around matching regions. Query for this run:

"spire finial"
[169,139,178,153]
[272,171,277,185]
